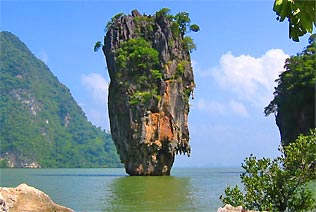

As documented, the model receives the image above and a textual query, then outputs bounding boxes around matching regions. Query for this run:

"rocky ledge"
[218,204,265,212]
[0,184,73,212]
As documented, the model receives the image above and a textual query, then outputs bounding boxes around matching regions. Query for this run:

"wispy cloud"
[212,49,289,107]
[194,99,248,117]
[81,73,109,129]
[229,100,248,117]
[38,51,49,63]
[81,73,108,103]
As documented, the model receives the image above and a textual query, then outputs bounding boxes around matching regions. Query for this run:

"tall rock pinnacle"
[103,9,196,175]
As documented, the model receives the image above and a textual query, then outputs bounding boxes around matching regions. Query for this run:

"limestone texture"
[217,204,264,212]
[103,10,195,175]
[0,184,73,212]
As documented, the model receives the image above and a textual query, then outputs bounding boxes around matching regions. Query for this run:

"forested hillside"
[0,31,121,168]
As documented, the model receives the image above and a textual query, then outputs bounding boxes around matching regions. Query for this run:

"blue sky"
[1,0,311,167]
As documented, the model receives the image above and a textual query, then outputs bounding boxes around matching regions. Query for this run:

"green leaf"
[94,41,102,52]
[300,14,313,33]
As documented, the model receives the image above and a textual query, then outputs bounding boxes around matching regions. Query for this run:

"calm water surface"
[0,168,242,212]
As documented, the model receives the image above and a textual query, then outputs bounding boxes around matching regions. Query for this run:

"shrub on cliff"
[220,129,316,211]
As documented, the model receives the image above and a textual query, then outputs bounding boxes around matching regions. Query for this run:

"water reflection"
[105,176,196,211]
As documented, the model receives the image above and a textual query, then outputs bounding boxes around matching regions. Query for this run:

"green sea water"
[0,168,242,211]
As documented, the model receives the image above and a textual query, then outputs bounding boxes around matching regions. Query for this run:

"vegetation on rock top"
[94,8,200,53]
[264,36,315,146]
[96,8,199,112]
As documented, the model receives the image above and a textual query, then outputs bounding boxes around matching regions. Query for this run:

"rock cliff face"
[276,105,315,146]
[103,10,195,175]
[264,40,315,147]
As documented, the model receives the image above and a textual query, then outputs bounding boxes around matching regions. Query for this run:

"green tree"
[95,9,200,54]
[94,41,102,52]
[273,0,316,41]
[114,38,161,106]
[182,36,197,53]
[189,24,200,33]
[174,12,191,36]
[116,38,159,72]
[220,130,316,211]
[155,8,173,21]
[173,11,200,36]
[264,38,315,146]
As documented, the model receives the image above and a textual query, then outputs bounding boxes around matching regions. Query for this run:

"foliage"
[183,87,192,102]
[170,22,181,38]
[129,91,156,105]
[0,31,122,168]
[116,38,159,72]
[273,0,316,41]
[150,69,163,80]
[155,8,173,21]
[220,130,316,211]
[174,12,191,36]
[106,12,124,32]
[94,41,102,52]
[93,12,125,52]
[156,10,200,36]
[189,24,200,33]
[96,9,200,54]
[182,36,197,53]
[115,38,162,106]
[155,8,200,52]
[176,60,189,78]
[96,9,199,108]
[134,16,150,23]
[264,38,315,145]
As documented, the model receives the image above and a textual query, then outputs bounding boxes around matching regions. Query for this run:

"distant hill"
[0,31,121,168]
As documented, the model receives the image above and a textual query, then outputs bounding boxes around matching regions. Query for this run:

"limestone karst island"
[98,9,199,176]
[1,1,316,211]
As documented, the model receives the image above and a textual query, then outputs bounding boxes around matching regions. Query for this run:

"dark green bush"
[220,130,316,211]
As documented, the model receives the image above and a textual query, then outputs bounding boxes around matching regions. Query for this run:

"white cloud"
[38,51,49,63]
[194,99,248,117]
[229,100,248,117]
[81,73,109,129]
[84,108,109,129]
[191,59,198,71]
[212,49,289,107]
[195,99,226,115]
[81,73,108,103]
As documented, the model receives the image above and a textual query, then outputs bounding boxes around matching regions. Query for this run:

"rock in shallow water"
[103,10,195,176]
[0,184,73,212]
[217,204,264,212]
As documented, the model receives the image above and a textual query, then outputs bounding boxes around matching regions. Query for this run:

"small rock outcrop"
[103,10,196,175]
[0,184,73,212]
[217,204,263,212]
